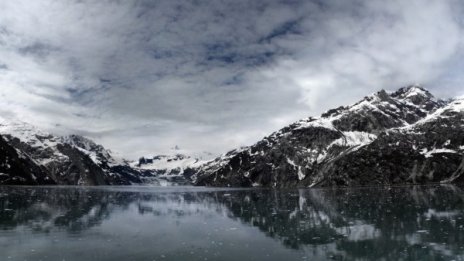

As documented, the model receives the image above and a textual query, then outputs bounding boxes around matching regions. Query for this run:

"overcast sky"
[0,0,463,159]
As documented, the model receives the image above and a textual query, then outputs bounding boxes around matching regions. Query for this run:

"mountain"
[133,153,207,183]
[0,135,54,185]
[193,85,464,188]
[0,119,144,185]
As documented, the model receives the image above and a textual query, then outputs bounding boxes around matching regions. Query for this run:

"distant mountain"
[0,119,143,185]
[133,153,207,183]
[193,85,464,187]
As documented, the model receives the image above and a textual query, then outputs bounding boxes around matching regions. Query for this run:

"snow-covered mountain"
[0,118,143,185]
[133,154,207,182]
[2,85,462,188]
[193,85,464,187]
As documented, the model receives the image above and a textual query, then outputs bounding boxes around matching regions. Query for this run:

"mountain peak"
[391,85,433,99]
[390,85,440,111]
[62,134,98,150]
[373,89,391,101]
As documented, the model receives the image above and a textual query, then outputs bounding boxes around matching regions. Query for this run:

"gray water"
[1,185,464,261]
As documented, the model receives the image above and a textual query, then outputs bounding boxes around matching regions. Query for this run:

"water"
[1,185,464,261]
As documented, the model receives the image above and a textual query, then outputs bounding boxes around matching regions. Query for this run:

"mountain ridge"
[193,85,464,188]
[0,118,145,185]
[0,85,462,188]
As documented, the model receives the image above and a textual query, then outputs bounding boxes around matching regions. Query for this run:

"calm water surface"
[1,185,464,260]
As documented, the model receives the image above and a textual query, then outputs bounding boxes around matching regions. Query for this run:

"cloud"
[0,0,463,159]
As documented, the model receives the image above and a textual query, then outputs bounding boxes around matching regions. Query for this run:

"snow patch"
[286,157,297,167]
[294,117,336,130]
[403,86,430,99]
[420,148,458,158]
[412,97,464,127]
[329,131,377,149]
[76,147,102,165]
[297,166,305,180]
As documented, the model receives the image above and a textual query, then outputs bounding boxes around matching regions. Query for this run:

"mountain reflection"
[1,185,464,260]
[208,186,464,259]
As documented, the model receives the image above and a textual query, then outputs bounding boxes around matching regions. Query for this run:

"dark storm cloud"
[0,0,463,158]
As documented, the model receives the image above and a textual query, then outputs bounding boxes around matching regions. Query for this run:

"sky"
[0,0,463,159]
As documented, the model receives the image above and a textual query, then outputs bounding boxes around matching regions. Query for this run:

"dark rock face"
[194,85,464,188]
[59,135,143,185]
[0,136,55,185]
[316,111,464,187]
[0,123,143,185]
